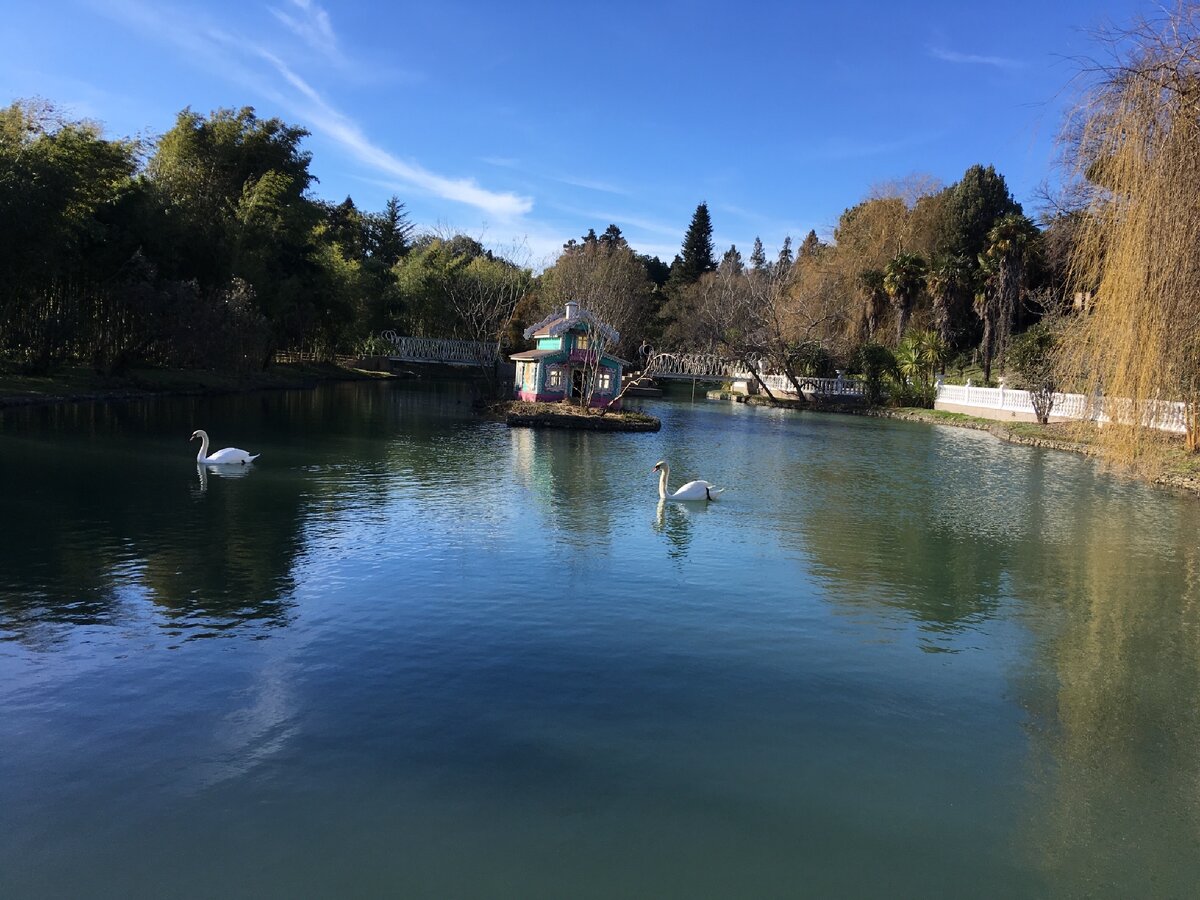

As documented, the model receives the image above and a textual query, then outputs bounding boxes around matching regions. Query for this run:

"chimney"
[565,300,578,320]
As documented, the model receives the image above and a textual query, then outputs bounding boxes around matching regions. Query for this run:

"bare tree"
[436,238,532,400]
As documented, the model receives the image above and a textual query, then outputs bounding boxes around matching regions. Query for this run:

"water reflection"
[194,461,256,493]
[1017,492,1200,896]
[652,498,701,559]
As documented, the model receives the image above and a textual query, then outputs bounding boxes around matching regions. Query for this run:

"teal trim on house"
[513,301,627,408]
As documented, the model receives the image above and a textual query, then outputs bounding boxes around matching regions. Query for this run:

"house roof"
[509,348,564,361]
[523,306,620,344]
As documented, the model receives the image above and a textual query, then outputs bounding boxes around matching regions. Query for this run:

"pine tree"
[675,202,716,285]
[799,229,821,259]
[749,237,767,270]
[777,235,793,271]
[599,224,625,250]
[720,244,744,275]
[369,195,412,268]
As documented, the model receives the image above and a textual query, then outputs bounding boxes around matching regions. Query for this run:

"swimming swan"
[190,430,260,465]
[653,460,723,501]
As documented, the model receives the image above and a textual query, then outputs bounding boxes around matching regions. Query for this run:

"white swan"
[190,430,260,465]
[653,460,723,501]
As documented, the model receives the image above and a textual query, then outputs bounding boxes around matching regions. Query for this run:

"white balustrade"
[934,382,1188,434]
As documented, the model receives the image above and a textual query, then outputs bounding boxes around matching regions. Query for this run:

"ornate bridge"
[374,332,863,398]
[649,351,758,381]
[379,331,500,366]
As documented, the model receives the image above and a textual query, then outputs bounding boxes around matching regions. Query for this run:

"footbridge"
[373,331,863,398]
[379,331,500,366]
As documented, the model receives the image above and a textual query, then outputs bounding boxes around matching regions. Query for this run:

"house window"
[575,334,590,350]
[546,366,565,390]
[597,370,613,393]
[515,363,525,388]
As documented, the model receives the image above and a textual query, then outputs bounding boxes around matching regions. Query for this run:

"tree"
[776,235,794,273]
[925,255,973,350]
[749,237,767,271]
[1061,3,1200,459]
[1010,322,1060,424]
[0,100,143,371]
[883,252,927,344]
[675,202,716,284]
[936,164,1023,263]
[719,244,744,275]
[368,195,413,268]
[856,269,888,342]
[799,229,821,259]
[537,229,655,362]
[978,213,1040,383]
[659,204,717,348]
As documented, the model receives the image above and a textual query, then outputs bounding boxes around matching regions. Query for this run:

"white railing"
[935,382,1189,434]
[652,352,755,380]
[379,331,500,366]
[759,374,865,397]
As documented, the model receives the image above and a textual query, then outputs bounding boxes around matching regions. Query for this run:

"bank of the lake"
[864,406,1200,497]
[0,361,396,410]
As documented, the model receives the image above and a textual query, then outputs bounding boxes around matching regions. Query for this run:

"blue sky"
[3,0,1145,267]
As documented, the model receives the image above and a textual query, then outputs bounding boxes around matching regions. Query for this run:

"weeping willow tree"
[1062,2,1200,461]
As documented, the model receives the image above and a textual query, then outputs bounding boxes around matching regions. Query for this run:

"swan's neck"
[657,466,669,500]
[195,434,209,462]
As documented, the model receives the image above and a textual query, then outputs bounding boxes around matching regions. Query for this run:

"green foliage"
[1009,322,1060,424]
[788,340,834,377]
[672,202,716,286]
[749,237,767,271]
[850,342,898,404]
[883,252,927,344]
[937,164,1022,263]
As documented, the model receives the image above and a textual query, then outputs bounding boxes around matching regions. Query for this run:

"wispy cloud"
[547,173,631,197]
[95,0,532,219]
[481,157,631,197]
[269,0,338,61]
[929,46,1026,69]
[801,129,948,162]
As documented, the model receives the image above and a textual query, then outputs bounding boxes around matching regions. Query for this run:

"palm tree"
[856,269,888,342]
[915,329,948,383]
[978,213,1040,383]
[925,256,971,350]
[883,253,928,345]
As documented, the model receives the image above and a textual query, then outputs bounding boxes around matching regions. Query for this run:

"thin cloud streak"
[929,46,1026,69]
[269,0,339,61]
[97,0,532,219]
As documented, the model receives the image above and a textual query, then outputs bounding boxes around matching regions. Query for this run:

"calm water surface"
[2,382,1199,898]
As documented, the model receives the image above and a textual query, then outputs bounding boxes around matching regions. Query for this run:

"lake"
[2,381,1198,898]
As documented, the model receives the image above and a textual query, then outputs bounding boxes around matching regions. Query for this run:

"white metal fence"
[935,382,1189,434]
[379,331,499,366]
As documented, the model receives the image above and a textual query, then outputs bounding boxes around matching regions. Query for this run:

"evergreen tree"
[937,164,1022,263]
[719,244,744,275]
[777,235,793,271]
[599,224,625,250]
[749,236,767,271]
[368,195,412,269]
[799,229,821,259]
[674,202,716,285]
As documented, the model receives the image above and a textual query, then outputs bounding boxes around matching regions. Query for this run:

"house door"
[571,368,584,399]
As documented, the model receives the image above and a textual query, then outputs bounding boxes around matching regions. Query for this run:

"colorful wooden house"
[511,301,628,408]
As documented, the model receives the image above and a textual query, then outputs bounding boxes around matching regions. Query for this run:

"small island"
[500,399,661,432]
